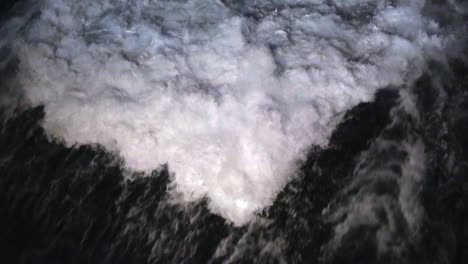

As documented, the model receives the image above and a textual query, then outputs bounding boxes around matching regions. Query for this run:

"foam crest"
[2,0,446,225]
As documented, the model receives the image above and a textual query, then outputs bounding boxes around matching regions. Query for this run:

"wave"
[0,0,461,225]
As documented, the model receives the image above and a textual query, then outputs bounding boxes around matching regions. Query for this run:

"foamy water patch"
[2,0,447,225]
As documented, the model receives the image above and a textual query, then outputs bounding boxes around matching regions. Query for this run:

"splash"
[0,0,448,225]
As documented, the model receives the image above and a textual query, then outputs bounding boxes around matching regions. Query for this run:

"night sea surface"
[0,0,467,263]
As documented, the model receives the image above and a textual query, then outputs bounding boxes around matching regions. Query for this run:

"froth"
[2,0,446,225]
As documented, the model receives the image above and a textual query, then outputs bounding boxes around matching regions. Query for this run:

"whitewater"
[0,0,459,225]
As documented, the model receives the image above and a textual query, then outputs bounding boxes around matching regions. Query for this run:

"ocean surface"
[0,0,467,263]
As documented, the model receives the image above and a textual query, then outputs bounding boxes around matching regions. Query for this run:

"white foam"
[324,137,427,256]
[3,0,446,225]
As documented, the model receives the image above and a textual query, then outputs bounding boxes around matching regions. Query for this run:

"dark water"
[1,1,468,264]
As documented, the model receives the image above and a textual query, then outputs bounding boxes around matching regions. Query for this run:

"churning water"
[0,0,467,263]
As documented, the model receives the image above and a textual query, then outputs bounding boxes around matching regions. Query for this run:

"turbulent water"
[0,0,467,263]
